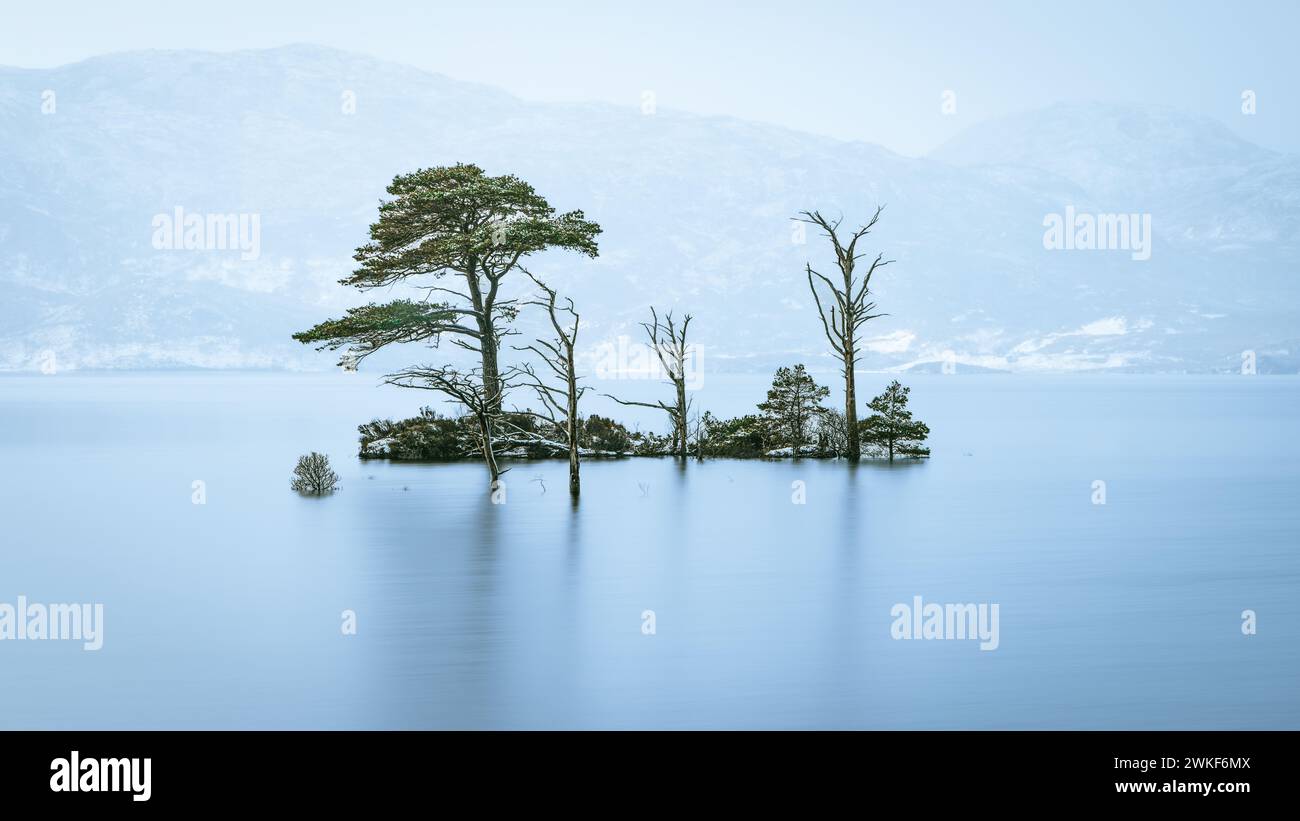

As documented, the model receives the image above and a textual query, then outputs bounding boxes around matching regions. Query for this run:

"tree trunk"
[568,433,580,495]
[567,364,580,496]
[465,263,503,416]
[675,380,688,459]
[478,413,503,485]
[481,338,502,416]
[844,342,860,463]
[799,208,890,463]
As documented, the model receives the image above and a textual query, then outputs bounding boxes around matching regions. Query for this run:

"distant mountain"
[1,46,1296,373]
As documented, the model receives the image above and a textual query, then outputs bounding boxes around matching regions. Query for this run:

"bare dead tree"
[383,364,509,485]
[290,452,340,495]
[818,408,850,459]
[605,307,693,459]
[508,270,585,496]
[798,207,893,462]
[687,408,706,462]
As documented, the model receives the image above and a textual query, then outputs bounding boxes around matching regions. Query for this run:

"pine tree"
[757,364,829,455]
[293,164,601,487]
[859,380,930,461]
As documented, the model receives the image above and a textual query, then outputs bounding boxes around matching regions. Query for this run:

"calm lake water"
[0,372,1297,729]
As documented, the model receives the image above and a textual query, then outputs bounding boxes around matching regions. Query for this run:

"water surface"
[0,373,1296,728]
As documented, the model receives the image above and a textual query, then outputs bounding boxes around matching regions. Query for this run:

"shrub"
[291,452,340,494]
[699,412,768,458]
[582,414,633,453]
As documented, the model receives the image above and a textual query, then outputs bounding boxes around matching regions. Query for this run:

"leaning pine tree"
[293,164,601,489]
[799,207,893,462]
[859,380,930,462]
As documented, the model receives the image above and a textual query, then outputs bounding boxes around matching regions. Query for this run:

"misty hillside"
[1,45,1297,373]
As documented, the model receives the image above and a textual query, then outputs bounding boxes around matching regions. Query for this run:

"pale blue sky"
[2,0,1295,156]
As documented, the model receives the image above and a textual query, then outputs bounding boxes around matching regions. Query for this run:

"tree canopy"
[859,380,930,461]
[293,163,601,485]
[758,364,829,453]
[346,164,600,292]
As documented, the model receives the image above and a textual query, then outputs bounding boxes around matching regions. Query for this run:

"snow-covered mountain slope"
[1,46,1296,373]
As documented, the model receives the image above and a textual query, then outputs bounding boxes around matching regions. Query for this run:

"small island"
[357,371,930,464]
[294,164,929,496]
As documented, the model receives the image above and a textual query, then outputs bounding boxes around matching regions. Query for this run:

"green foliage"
[756,364,830,452]
[698,412,769,458]
[358,408,644,460]
[356,386,934,463]
[628,430,674,457]
[346,163,601,291]
[293,300,461,363]
[358,407,466,460]
[497,412,571,458]
[858,380,931,461]
[296,163,602,365]
[293,161,603,470]
[582,414,632,453]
